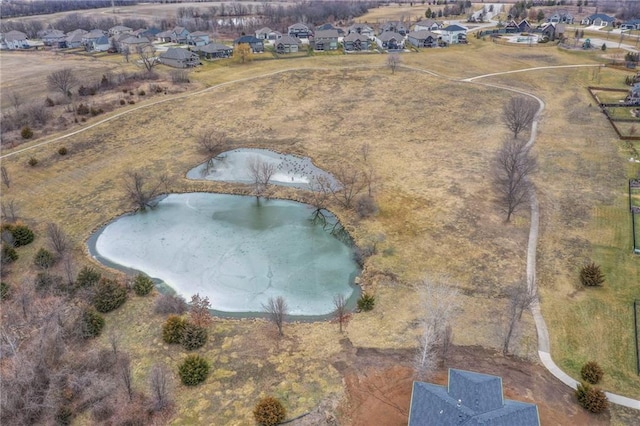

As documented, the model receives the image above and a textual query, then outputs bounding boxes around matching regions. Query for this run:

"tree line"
[0,0,137,19]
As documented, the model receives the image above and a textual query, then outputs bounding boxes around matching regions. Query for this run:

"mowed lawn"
[1,38,639,423]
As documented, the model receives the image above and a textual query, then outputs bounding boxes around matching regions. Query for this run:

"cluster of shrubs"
[576,361,608,414]
[76,103,104,117]
[1,223,35,265]
[162,315,208,350]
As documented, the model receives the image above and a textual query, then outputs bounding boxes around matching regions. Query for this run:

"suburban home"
[63,31,85,48]
[407,30,439,48]
[159,47,199,68]
[535,22,564,41]
[255,27,281,41]
[409,369,540,426]
[39,29,66,46]
[437,24,468,44]
[505,19,533,34]
[547,10,573,24]
[156,30,172,43]
[195,43,233,59]
[274,35,301,53]
[343,32,370,51]
[81,29,106,46]
[1,30,28,49]
[87,35,110,52]
[626,83,640,105]
[347,23,375,39]
[621,19,640,30]
[581,13,615,27]
[313,29,339,51]
[316,23,345,36]
[376,31,404,50]
[379,21,408,36]
[108,25,132,36]
[233,35,264,52]
[187,31,210,46]
[135,27,161,39]
[119,36,151,52]
[170,26,190,43]
[288,23,312,39]
[413,19,442,32]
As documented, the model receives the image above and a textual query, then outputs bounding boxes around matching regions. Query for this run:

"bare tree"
[262,296,288,336]
[332,294,352,333]
[118,353,133,402]
[330,165,367,209]
[121,45,130,63]
[502,96,538,139]
[136,44,158,73]
[46,68,77,100]
[122,171,170,211]
[1,165,10,188]
[387,53,401,74]
[493,137,537,222]
[149,363,172,412]
[46,223,68,256]
[7,91,21,113]
[0,199,18,222]
[502,281,536,356]
[189,293,212,328]
[247,156,275,200]
[361,142,370,163]
[415,277,460,379]
[196,128,228,155]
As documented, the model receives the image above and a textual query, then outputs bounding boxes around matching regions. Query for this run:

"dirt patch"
[338,343,611,426]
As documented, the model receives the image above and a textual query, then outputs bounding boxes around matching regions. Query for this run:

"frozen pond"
[186,148,339,189]
[90,193,359,317]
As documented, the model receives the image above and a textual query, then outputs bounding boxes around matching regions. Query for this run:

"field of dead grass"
[2,37,639,422]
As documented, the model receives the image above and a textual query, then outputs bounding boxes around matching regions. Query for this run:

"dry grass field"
[1,34,639,424]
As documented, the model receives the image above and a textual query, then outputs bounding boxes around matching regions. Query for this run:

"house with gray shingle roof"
[347,23,375,39]
[170,26,190,43]
[39,29,66,46]
[275,35,302,53]
[581,13,615,27]
[2,30,28,50]
[409,369,540,426]
[343,32,370,51]
[188,31,210,46]
[407,30,439,48]
[195,43,233,59]
[109,25,132,36]
[159,47,200,68]
[288,23,312,39]
[234,35,264,52]
[313,29,339,51]
[255,27,281,41]
[436,24,467,45]
[621,19,640,30]
[414,19,442,32]
[376,31,404,50]
[380,21,408,36]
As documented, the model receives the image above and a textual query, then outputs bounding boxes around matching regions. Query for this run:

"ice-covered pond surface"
[186,148,339,189]
[90,193,359,317]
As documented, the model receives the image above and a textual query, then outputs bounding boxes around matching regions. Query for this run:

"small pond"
[186,148,339,190]
[89,193,359,317]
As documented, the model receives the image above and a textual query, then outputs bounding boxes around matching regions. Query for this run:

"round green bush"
[76,266,101,288]
[82,308,105,338]
[132,273,154,296]
[1,282,10,301]
[581,361,604,385]
[178,354,209,386]
[253,396,286,426]
[181,321,208,350]
[1,244,18,264]
[162,315,186,344]
[34,247,56,269]
[11,224,34,247]
[93,278,127,313]
[21,126,33,139]
[576,382,608,413]
[58,147,68,156]
[357,293,376,312]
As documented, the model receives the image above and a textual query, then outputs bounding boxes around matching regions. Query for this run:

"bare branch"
[502,96,538,139]
[1,165,10,189]
[262,296,288,336]
[122,171,169,211]
[247,156,275,199]
[493,137,537,222]
[46,68,77,99]
[196,128,228,156]
[502,281,536,356]
[332,294,352,333]
[387,53,401,74]
[149,363,172,412]
[46,223,68,256]
[135,44,158,73]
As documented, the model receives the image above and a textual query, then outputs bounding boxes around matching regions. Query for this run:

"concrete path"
[464,67,640,411]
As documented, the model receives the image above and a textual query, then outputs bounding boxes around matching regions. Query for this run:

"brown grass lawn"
[2,37,640,423]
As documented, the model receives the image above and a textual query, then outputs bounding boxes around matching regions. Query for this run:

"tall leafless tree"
[122,171,170,211]
[330,165,367,209]
[0,199,18,222]
[7,91,21,113]
[415,277,460,379]
[502,281,536,356]
[149,363,172,412]
[263,296,288,336]
[332,294,351,333]
[502,96,538,139]
[136,44,158,73]
[387,53,401,74]
[196,128,228,156]
[46,223,68,256]
[247,156,275,200]
[119,353,134,401]
[46,68,77,100]
[493,137,537,222]
[1,165,10,188]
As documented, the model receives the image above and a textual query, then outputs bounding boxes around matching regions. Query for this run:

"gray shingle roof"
[160,47,197,60]
[314,29,339,39]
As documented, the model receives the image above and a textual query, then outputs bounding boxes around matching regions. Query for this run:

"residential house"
[274,35,301,53]
[136,27,161,39]
[347,23,375,39]
[409,369,540,426]
[81,29,106,47]
[535,22,564,41]
[505,19,532,33]
[380,21,408,36]
[2,30,28,50]
[547,10,573,24]
[255,27,281,41]
[39,29,66,46]
[316,23,344,36]
[581,13,615,27]
[288,23,312,39]
[195,43,233,59]
[437,24,467,44]
[170,26,190,44]
[119,36,151,53]
[233,35,264,52]
[156,30,172,43]
[505,20,520,33]
[159,47,199,68]
[407,30,439,48]
[108,25,132,36]
[343,32,370,51]
[88,35,110,52]
[517,19,533,33]
[313,29,339,51]
[626,83,640,105]
[376,31,404,50]
[621,19,640,30]
[187,31,210,46]
[413,19,442,32]
[63,31,85,48]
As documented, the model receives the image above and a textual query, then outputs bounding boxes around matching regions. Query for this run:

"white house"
[436,24,467,45]
[187,31,210,46]
[414,19,442,32]
[2,30,28,50]
[109,25,132,36]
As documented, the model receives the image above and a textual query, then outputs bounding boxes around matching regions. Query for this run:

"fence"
[587,87,640,141]
[634,300,640,375]
[631,180,640,254]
